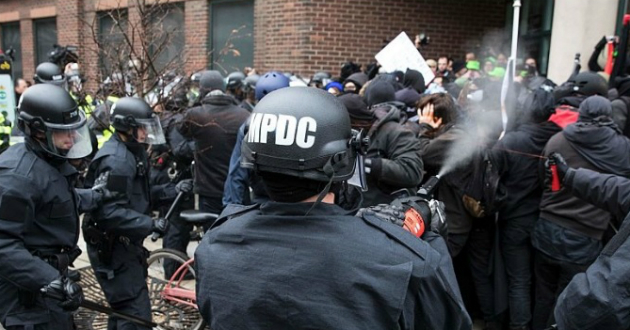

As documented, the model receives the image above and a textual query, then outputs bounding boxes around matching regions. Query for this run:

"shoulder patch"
[0,194,31,223]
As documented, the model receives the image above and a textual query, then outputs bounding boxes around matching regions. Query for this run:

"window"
[33,18,57,67]
[506,0,554,76]
[210,0,254,73]
[149,3,185,73]
[98,9,129,76]
[1,22,22,79]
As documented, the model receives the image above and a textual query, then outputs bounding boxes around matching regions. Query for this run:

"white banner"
[0,74,15,124]
[375,32,435,85]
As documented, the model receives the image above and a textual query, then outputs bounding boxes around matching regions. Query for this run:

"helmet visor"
[45,124,93,159]
[135,117,166,145]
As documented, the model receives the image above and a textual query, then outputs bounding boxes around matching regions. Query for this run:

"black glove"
[92,171,125,203]
[356,204,405,227]
[42,277,84,311]
[544,152,570,190]
[549,153,569,180]
[152,217,170,238]
[364,158,383,176]
[175,179,193,194]
[427,199,448,237]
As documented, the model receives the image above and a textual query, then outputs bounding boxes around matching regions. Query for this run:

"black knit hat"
[338,93,371,120]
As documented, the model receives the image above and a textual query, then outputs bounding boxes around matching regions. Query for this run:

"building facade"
[0,0,627,92]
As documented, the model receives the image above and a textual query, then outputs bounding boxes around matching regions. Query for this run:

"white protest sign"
[0,74,15,123]
[375,32,435,85]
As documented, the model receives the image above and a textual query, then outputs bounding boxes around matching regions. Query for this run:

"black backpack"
[460,148,507,218]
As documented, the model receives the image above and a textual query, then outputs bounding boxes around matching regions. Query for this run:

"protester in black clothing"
[343,72,368,94]
[350,79,424,206]
[549,71,608,129]
[532,95,630,330]
[179,70,250,217]
[195,87,471,330]
[418,92,504,328]
[395,68,426,110]
[490,89,561,330]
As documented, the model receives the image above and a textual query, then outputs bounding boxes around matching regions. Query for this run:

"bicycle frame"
[160,258,198,309]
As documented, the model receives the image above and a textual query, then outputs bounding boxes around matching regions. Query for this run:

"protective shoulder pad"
[360,212,430,261]
[211,203,261,229]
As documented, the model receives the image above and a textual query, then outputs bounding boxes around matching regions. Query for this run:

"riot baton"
[41,287,157,328]
[151,190,186,242]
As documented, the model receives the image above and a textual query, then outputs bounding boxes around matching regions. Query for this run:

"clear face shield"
[44,118,93,159]
[134,116,166,145]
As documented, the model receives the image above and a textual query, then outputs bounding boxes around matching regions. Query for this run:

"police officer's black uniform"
[195,88,471,330]
[83,97,173,330]
[0,84,98,329]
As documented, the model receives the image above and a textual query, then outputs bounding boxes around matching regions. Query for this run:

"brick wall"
[184,0,208,74]
[0,0,56,82]
[1,0,506,93]
[254,0,507,78]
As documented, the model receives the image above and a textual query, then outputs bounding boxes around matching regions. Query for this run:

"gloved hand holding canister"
[545,152,570,192]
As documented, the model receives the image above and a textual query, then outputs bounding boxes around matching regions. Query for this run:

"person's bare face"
[52,130,76,150]
[465,53,476,62]
[15,79,28,94]
[344,82,357,93]
[135,127,147,143]
[438,58,448,73]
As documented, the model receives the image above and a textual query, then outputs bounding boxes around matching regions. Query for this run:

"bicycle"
[146,210,218,330]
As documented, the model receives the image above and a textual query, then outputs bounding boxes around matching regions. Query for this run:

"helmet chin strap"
[304,161,335,216]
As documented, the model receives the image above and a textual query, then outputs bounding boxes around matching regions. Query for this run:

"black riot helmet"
[17,84,92,159]
[242,74,260,93]
[111,97,165,144]
[242,87,359,183]
[34,62,68,90]
[226,71,246,90]
[569,71,608,97]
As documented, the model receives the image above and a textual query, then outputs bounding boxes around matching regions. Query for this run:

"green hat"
[484,56,497,64]
[466,60,480,71]
[489,67,506,78]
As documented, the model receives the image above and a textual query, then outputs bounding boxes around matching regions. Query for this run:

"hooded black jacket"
[537,96,630,247]
[491,121,561,220]
[362,105,423,207]
[179,93,250,198]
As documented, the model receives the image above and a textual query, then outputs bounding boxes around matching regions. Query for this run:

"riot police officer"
[0,84,102,329]
[195,87,472,329]
[34,62,68,89]
[83,97,181,329]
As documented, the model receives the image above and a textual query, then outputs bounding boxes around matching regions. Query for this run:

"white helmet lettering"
[248,113,317,149]
[259,113,277,144]
[296,116,316,148]
[275,114,297,146]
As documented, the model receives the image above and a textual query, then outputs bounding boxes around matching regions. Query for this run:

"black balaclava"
[403,69,426,93]
[261,172,329,203]
[365,80,396,108]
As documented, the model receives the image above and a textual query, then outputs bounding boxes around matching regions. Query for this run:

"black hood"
[403,69,426,93]
[517,121,561,147]
[365,80,396,108]
[564,95,630,176]
[577,95,612,122]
